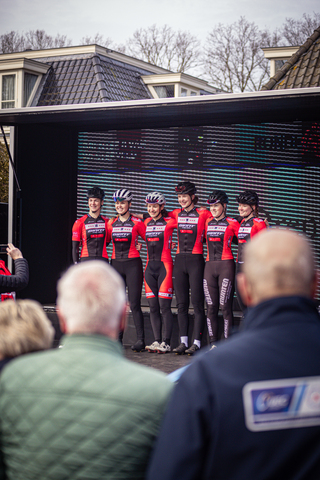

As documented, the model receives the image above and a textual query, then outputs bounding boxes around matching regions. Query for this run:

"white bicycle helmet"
[113,189,133,202]
[145,192,166,205]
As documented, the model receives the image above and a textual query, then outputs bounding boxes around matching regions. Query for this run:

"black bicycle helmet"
[175,181,197,195]
[207,190,229,205]
[235,190,259,206]
[87,186,105,200]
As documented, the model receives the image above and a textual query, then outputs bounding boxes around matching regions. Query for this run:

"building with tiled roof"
[33,53,154,105]
[0,44,218,111]
[261,27,320,90]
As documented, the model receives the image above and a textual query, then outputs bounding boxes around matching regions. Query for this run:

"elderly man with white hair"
[0,261,173,480]
[147,229,320,480]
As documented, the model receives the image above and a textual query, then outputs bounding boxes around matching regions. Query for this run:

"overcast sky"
[1,0,319,48]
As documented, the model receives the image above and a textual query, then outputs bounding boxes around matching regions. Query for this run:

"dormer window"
[141,73,218,99]
[24,73,38,106]
[153,85,174,98]
[262,46,299,78]
[274,59,286,74]
[1,74,16,109]
[0,58,49,109]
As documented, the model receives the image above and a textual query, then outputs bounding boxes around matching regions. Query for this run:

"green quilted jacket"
[0,334,173,480]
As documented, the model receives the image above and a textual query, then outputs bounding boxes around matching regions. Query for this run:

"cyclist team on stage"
[72,182,267,355]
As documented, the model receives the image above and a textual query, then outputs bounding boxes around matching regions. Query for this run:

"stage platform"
[43,301,242,374]
[123,345,191,374]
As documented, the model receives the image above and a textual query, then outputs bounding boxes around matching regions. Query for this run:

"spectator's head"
[237,229,317,306]
[0,300,54,359]
[57,261,126,339]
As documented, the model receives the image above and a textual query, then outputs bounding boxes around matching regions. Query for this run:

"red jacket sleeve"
[252,219,267,238]
[203,209,212,220]
[72,219,82,243]
[138,218,146,241]
[167,209,179,221]
[232,219,240,237]
[102,216,111,244]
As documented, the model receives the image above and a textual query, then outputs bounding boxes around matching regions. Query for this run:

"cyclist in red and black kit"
[72,187,110,264]
[143,192,177,354]
[204,190,240,345]
[108,189,146,352]
[236,190,267,311]
[168,181,211,355]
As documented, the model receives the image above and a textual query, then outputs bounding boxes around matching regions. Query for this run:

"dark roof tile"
[261,28,320,90]
[32,52,154,106]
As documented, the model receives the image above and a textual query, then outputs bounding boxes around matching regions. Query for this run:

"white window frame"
[0,58,49,109]
[0,72,18,109]
[148,83,200,99]
[178,85,200,97]
[148,84,175,99]
[142,74,211,99]
[22,70,42,107]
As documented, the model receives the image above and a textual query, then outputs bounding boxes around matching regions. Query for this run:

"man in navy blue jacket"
[147,228,320,480]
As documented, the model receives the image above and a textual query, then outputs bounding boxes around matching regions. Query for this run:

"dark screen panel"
[77,121,320,295]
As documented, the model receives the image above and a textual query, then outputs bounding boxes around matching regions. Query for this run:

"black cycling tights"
[235,262,246,312]
[173,254,205,341]
[147,297,173,343]
[203,259,235,343]
[145,260,174,343]
[111,258,144,340]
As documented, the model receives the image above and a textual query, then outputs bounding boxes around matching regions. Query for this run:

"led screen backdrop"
[77,121,320,291]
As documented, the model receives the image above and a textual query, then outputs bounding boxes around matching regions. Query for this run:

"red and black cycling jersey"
[108,215,146,260]
[72,214,110,260]
[168,208,211,255]
[144,216,176,263]
[205,216,240,261]
[237,217,267,263]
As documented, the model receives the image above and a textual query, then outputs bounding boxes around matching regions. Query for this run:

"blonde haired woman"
[0,300,54,372]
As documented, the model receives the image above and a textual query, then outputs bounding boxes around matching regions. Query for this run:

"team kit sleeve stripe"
[72,219,82,241]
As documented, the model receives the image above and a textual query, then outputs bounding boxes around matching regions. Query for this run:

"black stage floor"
[124,345,191,374]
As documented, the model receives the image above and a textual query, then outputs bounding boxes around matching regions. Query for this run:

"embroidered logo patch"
[243,376,320,431]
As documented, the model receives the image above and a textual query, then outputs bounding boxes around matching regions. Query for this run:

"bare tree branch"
[281,12,320,45]
[25,30,54,49]
[203,17,278,93]
[112,43,127,54]
[0,31,26,53]
[80,33,112,48]
[0,30,72,53]
[174,31,201,72]
[125,24,200,73]
[51,34,72,48]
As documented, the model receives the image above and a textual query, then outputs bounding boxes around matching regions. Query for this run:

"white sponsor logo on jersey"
[207,225,228,233]
[146,225,166,233]
[113,226,133,233]
[178,217,199,225]
[85,223,106,231]
[238,227,251,234]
